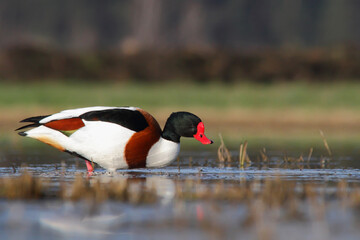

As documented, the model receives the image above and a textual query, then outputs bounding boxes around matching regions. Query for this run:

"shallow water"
[1,148,360,240]
[2,148,360,183]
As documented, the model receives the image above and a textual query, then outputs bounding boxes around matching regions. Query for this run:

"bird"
[16,106,213,172]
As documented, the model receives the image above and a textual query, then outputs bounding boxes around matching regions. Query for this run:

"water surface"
[1,147,360,240]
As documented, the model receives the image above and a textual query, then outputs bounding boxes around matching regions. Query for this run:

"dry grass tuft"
[1,172,360,223]
[217,133,232,164]
[0,171,47,199]
[61,175,158,204]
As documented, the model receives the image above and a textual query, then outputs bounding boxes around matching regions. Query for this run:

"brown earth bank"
[1,46,360,82]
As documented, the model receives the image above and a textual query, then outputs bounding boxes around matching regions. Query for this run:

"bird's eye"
[200,134,203,137]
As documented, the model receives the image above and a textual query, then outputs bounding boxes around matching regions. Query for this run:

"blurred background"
[2,2,360,239]
[0,0,360,81]
[1,0,360,151]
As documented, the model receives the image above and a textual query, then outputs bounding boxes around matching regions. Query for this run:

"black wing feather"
[80,109,148,132]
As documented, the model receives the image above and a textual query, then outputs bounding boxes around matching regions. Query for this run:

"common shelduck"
[16,106,213,172]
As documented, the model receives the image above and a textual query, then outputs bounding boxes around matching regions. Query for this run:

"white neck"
[146,138,180,168]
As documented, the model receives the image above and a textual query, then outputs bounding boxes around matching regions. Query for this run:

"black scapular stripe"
[80,109,148,132]
[20,115,49,123]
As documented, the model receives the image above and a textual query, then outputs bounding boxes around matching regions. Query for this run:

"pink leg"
[85,160,94,173]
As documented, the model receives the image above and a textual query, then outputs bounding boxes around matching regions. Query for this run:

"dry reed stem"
[217,133,231,163]
[307,147,313,163]
[320,130,332,157]
[260,148,268,162]
[239,141,249,167]
[239,144,243,167]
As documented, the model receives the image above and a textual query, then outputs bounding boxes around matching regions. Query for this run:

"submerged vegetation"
[1,168,360,211]
[1,169,360,240]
